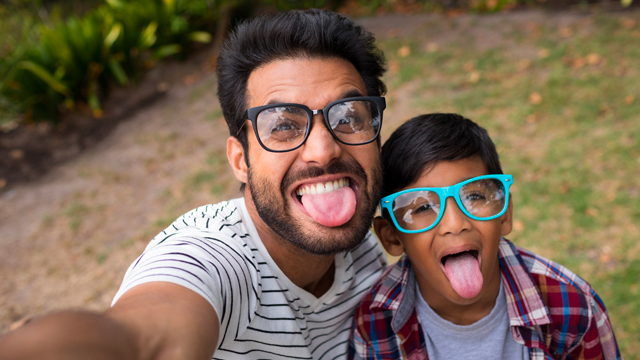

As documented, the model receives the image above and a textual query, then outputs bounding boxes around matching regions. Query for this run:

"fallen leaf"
[529,92,542,105]
[624,95,635,105]
[518,59,531,71]
[183,74,200,85]
[426,42,439,52]
[621,18,636,29]
[526,114,537,123]
[398,45,411,58]
[468,71,480,84]
[537,48,550,59]
[585,208,599,217]
[572,57,585,69]
[389,60,400,74]
[9,149,24,160]
[156,82,169,92]
[598,252,611,264]
[10,317,32,331]
[463,62,474,72]
[513,220,524,232]
[586,53,601,65]
[559,27,573,38]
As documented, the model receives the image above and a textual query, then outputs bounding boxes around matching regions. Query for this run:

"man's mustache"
[281,159,368,194]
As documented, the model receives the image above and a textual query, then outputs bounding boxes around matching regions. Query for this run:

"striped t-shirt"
[113,198,387,360]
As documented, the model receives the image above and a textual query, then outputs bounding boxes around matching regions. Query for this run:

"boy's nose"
[437,197,472,235]
[299,114,342,166]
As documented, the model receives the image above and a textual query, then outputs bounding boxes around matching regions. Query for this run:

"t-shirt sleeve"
[112,231,259,348]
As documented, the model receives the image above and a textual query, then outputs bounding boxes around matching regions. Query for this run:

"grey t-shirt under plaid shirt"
[113,198,387,360]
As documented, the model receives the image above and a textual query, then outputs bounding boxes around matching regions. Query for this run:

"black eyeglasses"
[240,96,386,152]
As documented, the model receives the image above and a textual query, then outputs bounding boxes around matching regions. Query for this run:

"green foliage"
[0,0,218,123]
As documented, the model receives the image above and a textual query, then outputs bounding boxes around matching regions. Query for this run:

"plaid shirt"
[349,239,622,360]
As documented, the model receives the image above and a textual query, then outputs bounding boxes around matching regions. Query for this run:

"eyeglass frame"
[239,96,386,153]
[380,174,513,234]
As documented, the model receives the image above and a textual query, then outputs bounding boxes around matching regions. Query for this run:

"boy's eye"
[414,203,434,213]
[464,192,488,201]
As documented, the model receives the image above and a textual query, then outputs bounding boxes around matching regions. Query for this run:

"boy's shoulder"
[500,239,597,316]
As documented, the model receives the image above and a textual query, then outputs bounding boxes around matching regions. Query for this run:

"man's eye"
[272,121,299,132]
[334,115,365,132]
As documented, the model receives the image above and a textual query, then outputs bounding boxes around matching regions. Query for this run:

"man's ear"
[500,196,514,236]
[227,136,247,183]
[374,216,405,257]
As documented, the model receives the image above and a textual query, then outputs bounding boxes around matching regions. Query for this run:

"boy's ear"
[374,216,405,257]
[500,196,514,236]
[227,136,248,183]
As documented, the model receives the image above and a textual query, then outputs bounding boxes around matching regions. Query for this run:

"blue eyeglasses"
[380,174,513,234]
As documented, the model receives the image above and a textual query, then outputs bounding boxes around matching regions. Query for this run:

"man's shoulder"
[147,198,249,248]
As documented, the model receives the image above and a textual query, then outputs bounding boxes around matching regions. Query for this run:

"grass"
[376,11,640,358]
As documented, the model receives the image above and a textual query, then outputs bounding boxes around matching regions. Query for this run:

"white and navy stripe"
[113,198,386,360]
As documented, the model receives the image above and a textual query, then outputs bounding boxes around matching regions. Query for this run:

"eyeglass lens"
[255,100,380,151]
[391,178,506,231]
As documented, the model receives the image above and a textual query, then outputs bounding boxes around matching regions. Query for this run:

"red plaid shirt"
[349,239,621,360]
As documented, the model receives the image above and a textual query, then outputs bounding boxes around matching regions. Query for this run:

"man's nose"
[299,114,342,166]
[437,197,472,235]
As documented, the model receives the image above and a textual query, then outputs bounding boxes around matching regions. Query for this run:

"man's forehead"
[246,57,367,108]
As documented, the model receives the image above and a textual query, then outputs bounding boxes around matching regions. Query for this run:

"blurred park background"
[0,0,638,358]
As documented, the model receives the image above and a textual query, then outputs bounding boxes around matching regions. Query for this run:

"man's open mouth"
[295,177,350,199]
[294,176,357,227]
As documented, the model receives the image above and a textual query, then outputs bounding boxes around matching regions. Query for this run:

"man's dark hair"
[216,9,387,152]
[381,113,503,198]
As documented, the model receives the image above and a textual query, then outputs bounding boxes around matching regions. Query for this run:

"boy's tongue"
[443,252,483,299]
[300,186,356,227]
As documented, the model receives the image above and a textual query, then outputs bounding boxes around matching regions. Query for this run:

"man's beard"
[248,158,382,255]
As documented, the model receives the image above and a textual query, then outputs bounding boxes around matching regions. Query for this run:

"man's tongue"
[300,186,356,227]
[443,252,483,299]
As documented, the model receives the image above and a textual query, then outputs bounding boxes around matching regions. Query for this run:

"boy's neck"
[415,260,502,326]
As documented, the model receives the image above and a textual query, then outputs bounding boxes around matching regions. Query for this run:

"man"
[0,9,388,360]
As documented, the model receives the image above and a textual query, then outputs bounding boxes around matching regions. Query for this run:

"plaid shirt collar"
[370,238,554,332]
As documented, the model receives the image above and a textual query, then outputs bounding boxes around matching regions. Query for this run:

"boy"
[349,113,621,360]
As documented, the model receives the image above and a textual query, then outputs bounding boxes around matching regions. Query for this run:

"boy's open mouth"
[440,249,483,299]
[440,250,478,265]
[294,177,357,227]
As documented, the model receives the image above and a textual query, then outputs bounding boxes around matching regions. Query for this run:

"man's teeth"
[296,178,350,196]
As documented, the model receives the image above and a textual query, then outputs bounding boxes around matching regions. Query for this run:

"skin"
[375,156,513,326]
[227,56,382,296]
[0,57,380,359]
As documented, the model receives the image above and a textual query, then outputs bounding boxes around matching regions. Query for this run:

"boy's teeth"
[296,178,349,196]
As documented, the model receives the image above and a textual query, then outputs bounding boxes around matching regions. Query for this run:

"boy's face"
[375,156,512,313]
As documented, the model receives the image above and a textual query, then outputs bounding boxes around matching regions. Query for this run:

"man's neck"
[243,193,336,298]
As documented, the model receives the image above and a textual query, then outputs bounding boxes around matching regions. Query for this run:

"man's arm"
[0,282,219,360]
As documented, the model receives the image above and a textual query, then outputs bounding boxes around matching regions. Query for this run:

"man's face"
[240,57,382,255]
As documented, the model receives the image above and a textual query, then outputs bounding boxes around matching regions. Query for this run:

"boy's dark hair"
[216,9,387,152]
[381,113,503,197]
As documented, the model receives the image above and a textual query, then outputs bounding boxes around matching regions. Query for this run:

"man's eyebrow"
[341,89,365,99]
[263,89,366,107]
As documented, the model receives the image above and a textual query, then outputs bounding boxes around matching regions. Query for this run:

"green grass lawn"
[375,11,640,358]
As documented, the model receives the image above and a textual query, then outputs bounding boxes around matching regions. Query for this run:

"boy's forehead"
[411,157,489,189]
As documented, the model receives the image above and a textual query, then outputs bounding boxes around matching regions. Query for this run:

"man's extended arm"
[0,282,218,360]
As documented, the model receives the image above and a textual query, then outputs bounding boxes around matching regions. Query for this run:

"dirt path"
[0,9,624,332]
